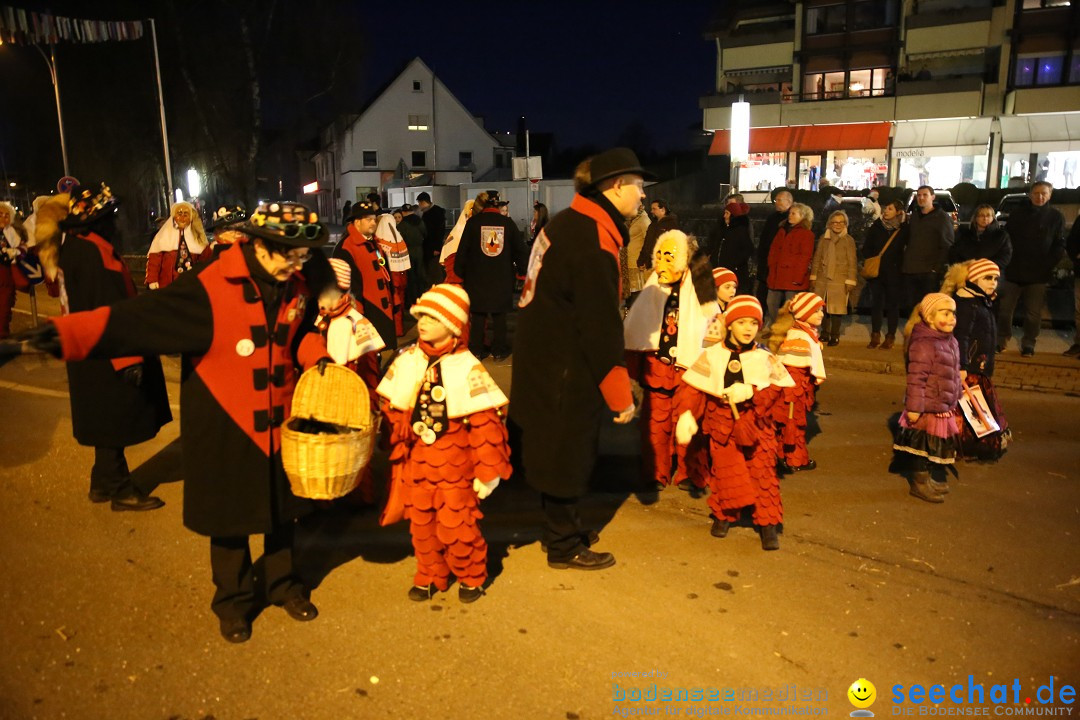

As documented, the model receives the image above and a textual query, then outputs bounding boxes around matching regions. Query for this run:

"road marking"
[0,379,180,412]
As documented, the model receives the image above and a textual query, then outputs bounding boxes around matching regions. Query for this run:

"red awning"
[709,122,891,155]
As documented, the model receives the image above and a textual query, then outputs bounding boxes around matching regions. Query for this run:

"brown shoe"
[867,332,881,349]
[910,473,944,503]
[880,333,895,350]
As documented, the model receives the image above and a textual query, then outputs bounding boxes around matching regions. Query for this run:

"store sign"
[893,148,926,159]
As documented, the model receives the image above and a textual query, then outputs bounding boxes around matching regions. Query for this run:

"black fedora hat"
[59,182,120,230]
[587,147,657,187]
[241,201,327,248]
[348,201,378,221]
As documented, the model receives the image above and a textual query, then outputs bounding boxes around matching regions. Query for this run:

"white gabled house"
[306,57,513,220]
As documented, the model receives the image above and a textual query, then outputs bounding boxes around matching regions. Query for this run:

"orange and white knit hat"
[919,292,956,321]
[328,258,351,291]
[967,258,999,283]
[712,267,737,288]
[410,283,470,336]
[789,291,824,321]
[724,295,763,325]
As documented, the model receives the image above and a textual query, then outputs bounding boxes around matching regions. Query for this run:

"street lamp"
[730,96,750,193]
[186,168,201,199]
[1,42,69,174]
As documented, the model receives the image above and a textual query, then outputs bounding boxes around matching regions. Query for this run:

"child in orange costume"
[316,258,386,503]
[768,291,826,473]
[703,266,738,348]
[376,284,511,603]
[673,296,794,550]
[623,230,718,492]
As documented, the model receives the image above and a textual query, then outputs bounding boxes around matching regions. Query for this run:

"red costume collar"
[570,194,625,296]
[794,320,819,341]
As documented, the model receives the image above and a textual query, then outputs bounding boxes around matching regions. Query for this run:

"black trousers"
[90,446,134,498]
[904,272,941,313]
[210,524,303,621]
[469,312,509,356]
[541,493,588,562]
[868,274,903,335]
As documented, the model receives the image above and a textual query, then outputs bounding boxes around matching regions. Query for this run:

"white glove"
[148,282,160,290]
[614,403,635,424]
[723,382,755,404]
[675,410,698,446]
[473,477,500,500]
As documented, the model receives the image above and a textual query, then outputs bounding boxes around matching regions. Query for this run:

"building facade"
[701,0,1080,191]
[306,57,514,219]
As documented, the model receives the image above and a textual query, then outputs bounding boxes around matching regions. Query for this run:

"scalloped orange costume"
[377,339,511,591]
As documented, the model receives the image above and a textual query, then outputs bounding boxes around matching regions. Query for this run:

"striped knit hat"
[712,267,738,288]
[919,292,956,321]
[789,291,824,322]
[328,258,351,291]
[724,295,763,325]
[410,283,470,336]
[967,258,999,283]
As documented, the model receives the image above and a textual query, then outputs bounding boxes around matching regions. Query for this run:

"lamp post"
[730,96,750,193]
[27,44,70,176]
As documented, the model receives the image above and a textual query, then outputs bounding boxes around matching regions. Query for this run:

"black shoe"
[110,493,165,512]
[826,337,840,347]
[1065,344,1080,358]
[458,585,485,603]
[676,479,693,492]
[995,343,1007,354]
[408,584,437,602]
[777,460,794,474]
[541,530,601,553]
[791,459,817,472]
[760,524,780,551]
[281,596,318,621]
[547,548,616,570]
[649,481,666,492]
[88,489,111,504]
[710,517,730,538]
[1021,347,1034,358]
[219,617,251,644]
[492,351,511,361]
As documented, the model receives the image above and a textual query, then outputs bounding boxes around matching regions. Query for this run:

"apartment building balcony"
[1007,85,1080,116]
[894,75,985,119]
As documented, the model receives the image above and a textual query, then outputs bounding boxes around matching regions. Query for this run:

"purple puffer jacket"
[905,322,961,413]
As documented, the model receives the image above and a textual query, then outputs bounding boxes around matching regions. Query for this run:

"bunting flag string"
[0,5,144,46]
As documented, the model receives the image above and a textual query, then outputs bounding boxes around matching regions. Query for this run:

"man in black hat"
[397,202,429,300]
[454,190,528,360]
[511,147,652,570]
[19,201,334,644]
[41,183,172,511]
[334,201,397,349]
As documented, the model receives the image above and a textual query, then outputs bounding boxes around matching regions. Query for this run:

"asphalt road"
[1,298,1078,719]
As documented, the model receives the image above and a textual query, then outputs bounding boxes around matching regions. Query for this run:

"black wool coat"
[950,225,1012,270]
[422,205,447,257]
[707,214,753,291]
[59,232,172,448]
[510,194,631,498]
[454,209,528,313]
[954,288,997,377]
[861,220,908,280]
[1003,203,1065,284]
[52,243,329,537]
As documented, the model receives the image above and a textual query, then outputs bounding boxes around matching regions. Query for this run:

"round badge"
[286,308,296,323]
[412,421,427,436]
[421,429,437,445]
[235,339,255,357]
[668,347,677,358]
[433,422,443,433]
[430,385,446,403]
[727,359,742,373]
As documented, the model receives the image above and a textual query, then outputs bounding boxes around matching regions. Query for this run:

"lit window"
[1015,57,1036,86]
[1036,55,1064,84]
[408,114,430,131]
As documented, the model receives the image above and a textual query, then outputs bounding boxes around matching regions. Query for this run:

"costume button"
[236,339,255,357]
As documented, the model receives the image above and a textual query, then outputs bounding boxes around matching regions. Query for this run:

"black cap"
[349,201,378,221]
[587,147,657,187]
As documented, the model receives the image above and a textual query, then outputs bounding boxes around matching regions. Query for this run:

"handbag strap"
[875,228,900,258]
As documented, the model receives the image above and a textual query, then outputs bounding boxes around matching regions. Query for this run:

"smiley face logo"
[848,678,877,713]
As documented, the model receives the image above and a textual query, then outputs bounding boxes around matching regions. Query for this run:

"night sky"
[0,1,717,197]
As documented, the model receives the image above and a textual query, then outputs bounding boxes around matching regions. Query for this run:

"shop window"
[411,151,427,168]
[806,4,846,35]
[362,150,377,168]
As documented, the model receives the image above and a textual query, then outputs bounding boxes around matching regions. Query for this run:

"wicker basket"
[282,365,375,500]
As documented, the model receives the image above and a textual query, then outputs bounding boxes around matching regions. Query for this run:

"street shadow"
[130,437,185,495]
[0,356,63,467]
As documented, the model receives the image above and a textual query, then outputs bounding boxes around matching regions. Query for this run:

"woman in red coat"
[766,202,816,321]
[145,202,211,289]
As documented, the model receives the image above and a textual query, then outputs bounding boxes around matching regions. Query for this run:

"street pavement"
[1,290,1078,719]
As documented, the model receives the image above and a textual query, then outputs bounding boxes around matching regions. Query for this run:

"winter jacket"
[766,223,815,291]
[510,193,633,498]
[145,247,213,289]
[756,210,788,282]
[639,214,678,269]
[58,231,172,448]
[949,224,1012,269]
[454,209,528,313]
[333,226,397,350]
[810,230,857,315]
[1003,202,1066,284]
[902,207,953,275]
[421,204,447,258]
[51,242,330,537]
[861,220,907,280]
[904,322,961,414]
[707,214,753,291]
[953,287,997,377]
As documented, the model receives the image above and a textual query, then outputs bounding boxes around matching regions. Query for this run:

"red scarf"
[794,320,820,342]
[570,194,625,297]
